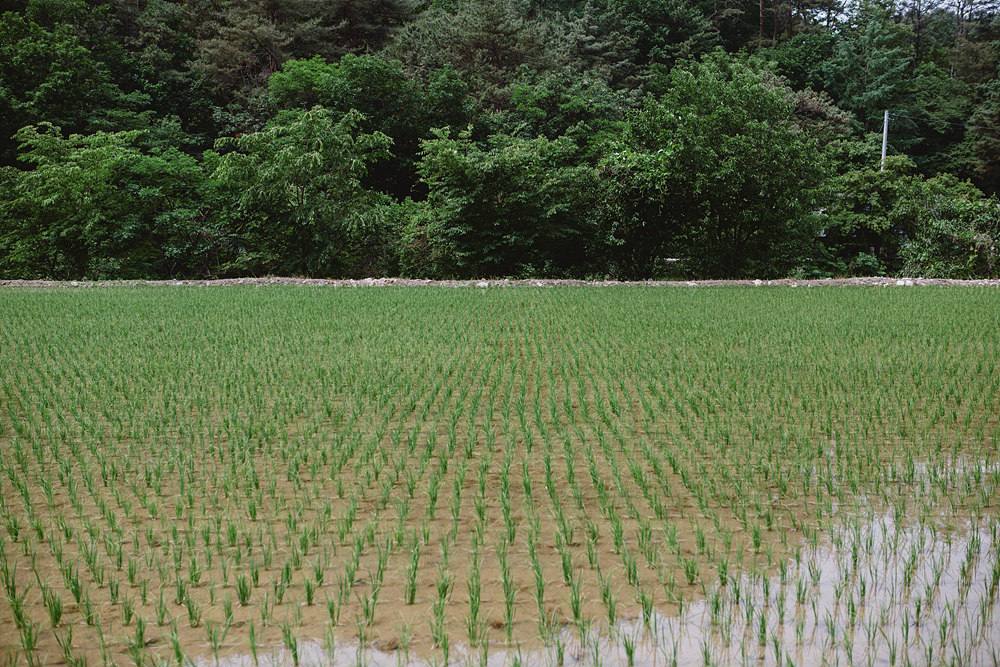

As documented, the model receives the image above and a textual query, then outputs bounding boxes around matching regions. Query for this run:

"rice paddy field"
[0,284,998,667]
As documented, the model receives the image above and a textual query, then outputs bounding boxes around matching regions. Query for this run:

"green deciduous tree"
[899,175,1000,277]
[0,123,219,279]
[0,0,216,164]
[269,54,472,199]
[416,128,600,277]
[487,67,626,156]
[820,157,924,273]
[599,54,831,278]
[0,11,139,165]
[210,106,394,276]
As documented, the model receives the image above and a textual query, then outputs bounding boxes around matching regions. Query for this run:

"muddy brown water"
[190,512,1000,667]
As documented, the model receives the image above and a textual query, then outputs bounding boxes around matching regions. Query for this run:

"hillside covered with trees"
[2,0,1000,279]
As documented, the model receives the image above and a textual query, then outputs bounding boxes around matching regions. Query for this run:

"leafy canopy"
[211,106,393,276]
[600,54,832,278]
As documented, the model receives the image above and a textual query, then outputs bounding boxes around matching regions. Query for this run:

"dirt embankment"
[3,276,1000,289]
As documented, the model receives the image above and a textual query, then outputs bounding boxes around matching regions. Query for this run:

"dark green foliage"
[786,87,854,147]
[563,1,639,88]
[0,123,220,279]
[820,0,912,131]
[967,79,1000,195]
[270,55,431,143]
[761,32,838,92]
[417,128,600,277]
[604,0,717,71]
[899,0,955,69]
[820,157,925,274]
[210,106,394,277]
[1,0,1000,279]
[487,67,626,156]
[104,0,220,141]
[599,55,831,278]
[897,65,974,177]
[0,10,140,165]
[270,54,472,199]
[820,159,993,276]
[384,0,574,107]
[268,54,471,200]
[193,0,419,99]
[392,199,460,279]
[900,176,1000,277]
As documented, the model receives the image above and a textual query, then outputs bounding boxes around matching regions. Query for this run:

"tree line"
[2,0,1000,280]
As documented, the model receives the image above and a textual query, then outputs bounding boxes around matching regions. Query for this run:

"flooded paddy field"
[0,285,997,667]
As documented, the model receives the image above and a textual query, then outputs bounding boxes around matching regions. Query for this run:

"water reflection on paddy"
[201,512,999,667]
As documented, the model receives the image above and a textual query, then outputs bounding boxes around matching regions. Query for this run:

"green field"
[0,286,998,667]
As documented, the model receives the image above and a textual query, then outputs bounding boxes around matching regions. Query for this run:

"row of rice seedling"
[0,285,997,667]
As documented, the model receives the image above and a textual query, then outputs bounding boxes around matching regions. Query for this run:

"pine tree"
[193,0,419,99]
[822,0,913,130]
[385,0,575,107]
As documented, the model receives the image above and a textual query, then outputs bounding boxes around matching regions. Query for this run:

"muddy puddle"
[193,512,1000,667]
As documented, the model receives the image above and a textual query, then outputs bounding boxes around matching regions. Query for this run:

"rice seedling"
[280,619,300,667]
[205,619,230,663]
[241,618,258,666]
[304,577,318,606]
[356,586,377,627]
[499,542,517,643]
[184,595,202,628]
[40,583,63,627]
[464,549,485,644]
[19,617,41,659]
[431,559,453,648]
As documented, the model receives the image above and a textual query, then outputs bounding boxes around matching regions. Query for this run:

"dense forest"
[2,0,1000,279]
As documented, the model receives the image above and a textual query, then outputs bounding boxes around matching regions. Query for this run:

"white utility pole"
[881,110,889,171]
